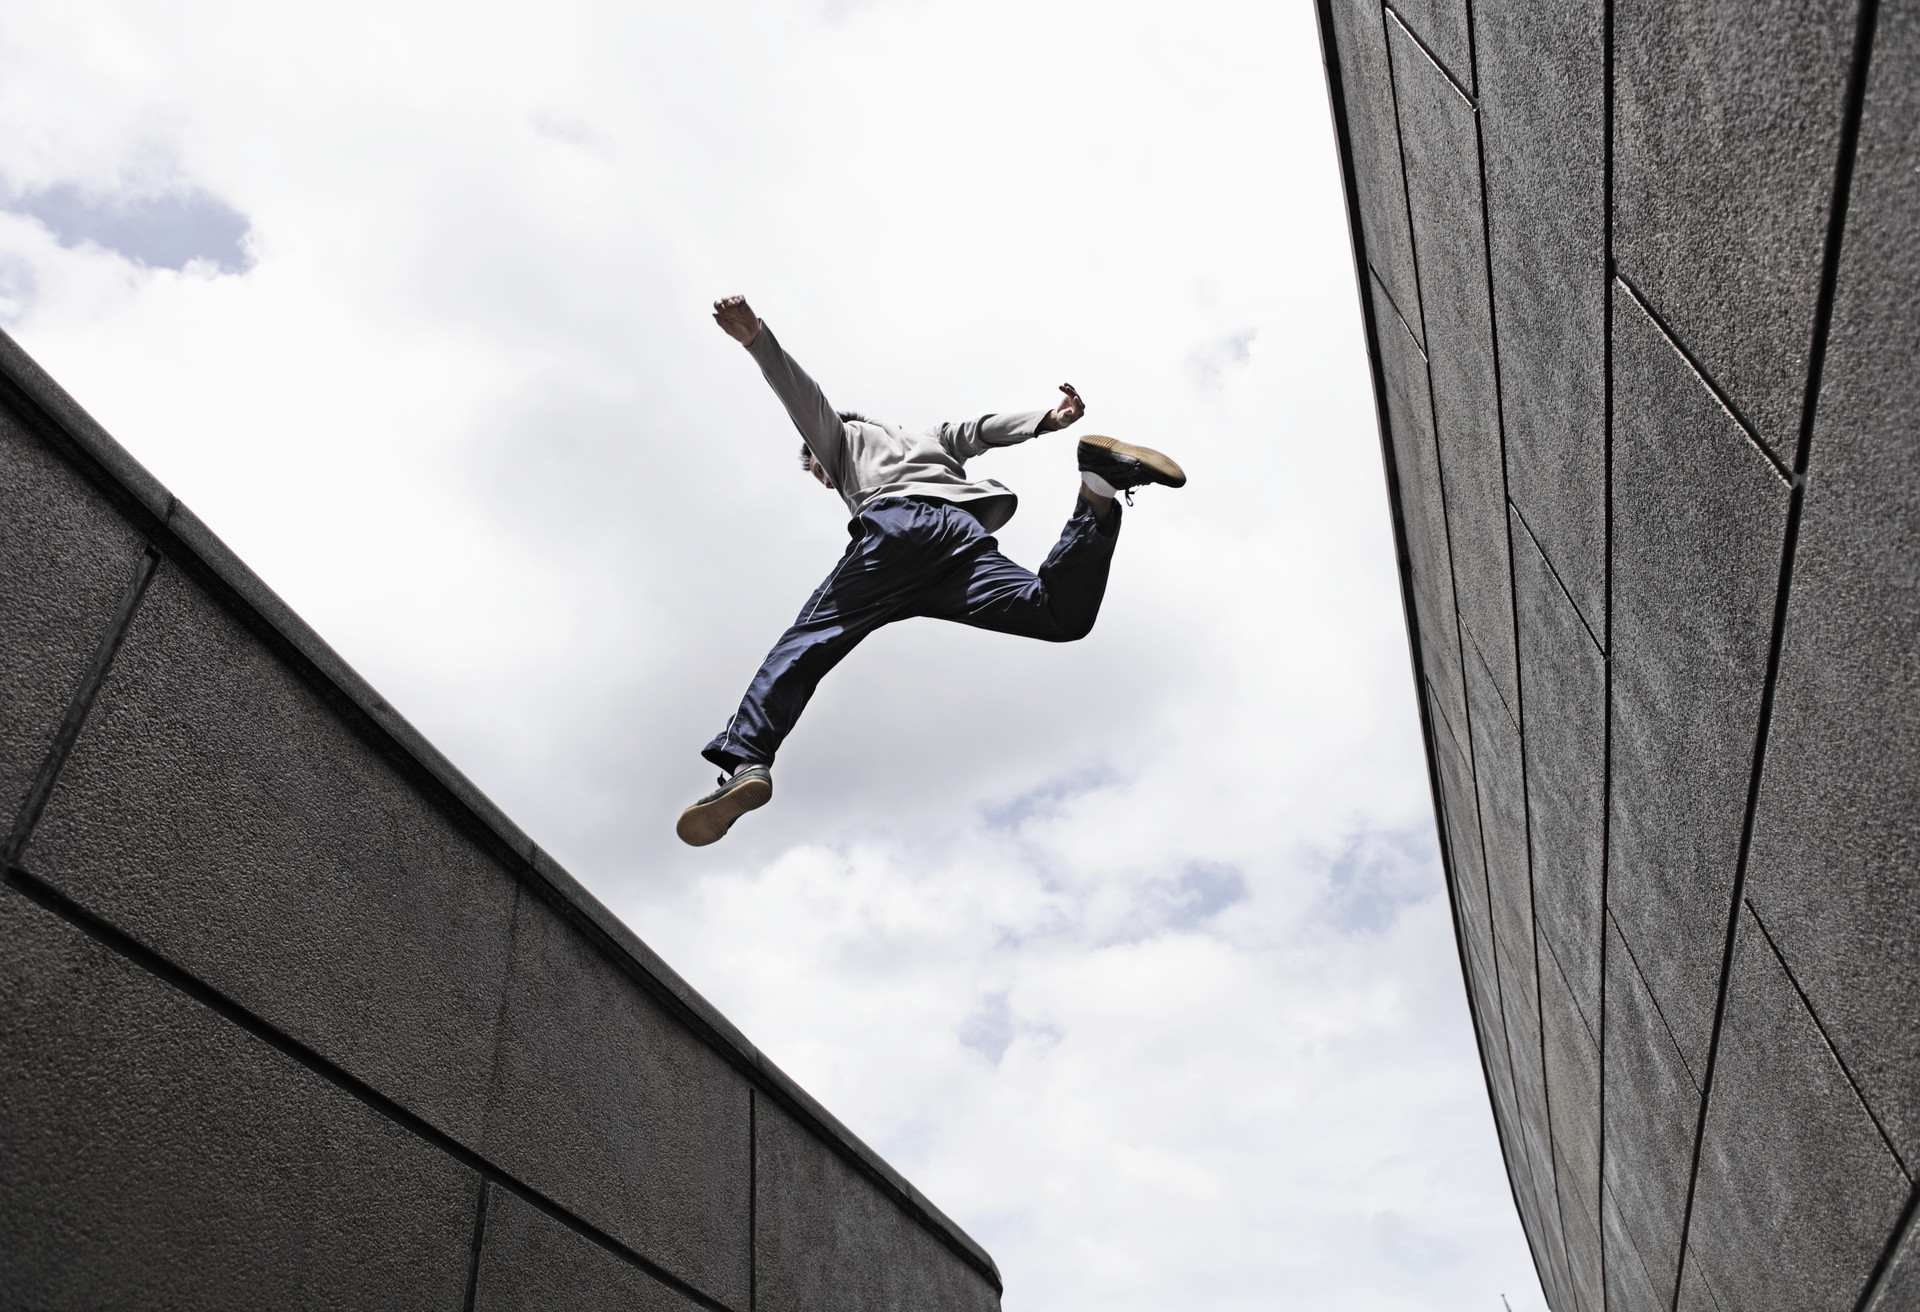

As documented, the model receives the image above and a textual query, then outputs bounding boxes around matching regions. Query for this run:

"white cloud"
[0,0,1545,1306]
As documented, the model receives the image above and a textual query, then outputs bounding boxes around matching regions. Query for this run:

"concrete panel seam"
[1464,624,1520,733]
[1744,899,1911,1179]
[1598,0,1615,1292]
[463,1179,491,1312]
[749,1088,758,1312]
[1370,263,1429,359]
[1541,926,1598,1053]
[2,546,160,868]
[498,821,1009,1284]
[746,1048,999,1288]
[1510,500,1605,656]
[479,887,524,1133]
[1427,675,1469,763]
[1664,5,1884,1265]
[1792,0,1884,478]
[1687,1243,1730,1312]
[1382,0,1437,354]
[1613,275,1792,484]
[1606,1178,1667,1300]
[0,866,743,1312]
[1384,4,1475,106]
[1607,910,1701,1094]
[1855,1186,1920,1312]
[1458,0,1481,95]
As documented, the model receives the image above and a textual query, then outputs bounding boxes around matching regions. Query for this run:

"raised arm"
[713,295,849,487]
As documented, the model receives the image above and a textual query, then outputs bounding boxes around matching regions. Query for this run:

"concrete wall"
[1317,0,1918,1307]
[0,328,1002,1311]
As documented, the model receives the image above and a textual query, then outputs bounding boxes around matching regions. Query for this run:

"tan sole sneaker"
[676,767,773,846]
[1077,434,1188,489]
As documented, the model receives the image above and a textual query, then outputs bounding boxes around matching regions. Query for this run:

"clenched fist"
[713,295,762,346]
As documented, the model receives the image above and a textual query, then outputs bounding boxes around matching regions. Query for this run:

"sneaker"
[1077,434,1187,493]
[676,765,773,846]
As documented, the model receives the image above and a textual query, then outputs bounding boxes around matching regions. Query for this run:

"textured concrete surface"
[1462,641,1553,1245]
[1675,1246,1720,1312]
[0,888,480,1310]
[1553,1139,1601,1312]
[1608,286,1791,1075]
[1683,906,1910,1312]
[1865,1209,1920,1312]
[1514,1162,1574,1312]
[1601,915,1698,1300]
[481,892,753,1308]
[1512,510,1604,1032]
[757,1099,1002,1312]
[1613,0,1856,463]
[1373,274,1468,745]
[1328,0,1424,342]
[1602,1183,1665,1312]
[1463,630,1529,1011]
[1472,0,1607,630]
[24,559,522,1152]
[471,1187,704,1312]
[0,324,1002,1308]
[1325,0,1918,1298]
[1431,698,1496,995]
[1460,636,1567,1305]
[1740,0,1920,1170]
[1539,945,1599,1254]
[0,409,146,828]
[1389,11,1519,715]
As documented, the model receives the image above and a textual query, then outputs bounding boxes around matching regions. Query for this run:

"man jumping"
[677,294,1187,846]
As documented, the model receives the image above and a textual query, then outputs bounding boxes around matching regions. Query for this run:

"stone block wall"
[1316,0,1919,1306]
[0,328,1002,1311]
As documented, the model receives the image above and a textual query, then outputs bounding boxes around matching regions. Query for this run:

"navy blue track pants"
[702,494,1120,772]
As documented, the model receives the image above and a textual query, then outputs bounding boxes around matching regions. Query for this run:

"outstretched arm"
[713,295,849,488]
[936,383,1086,461]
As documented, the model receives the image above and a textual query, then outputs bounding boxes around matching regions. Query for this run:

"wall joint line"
[2,545,160,869]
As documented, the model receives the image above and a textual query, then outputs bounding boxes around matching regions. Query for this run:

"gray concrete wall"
[1317,0,1918,1307]
[0,328,1002,1311]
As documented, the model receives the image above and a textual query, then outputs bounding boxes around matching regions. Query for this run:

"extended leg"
[701,546,903,772]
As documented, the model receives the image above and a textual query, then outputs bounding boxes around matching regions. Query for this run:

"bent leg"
[925,494,1122,642]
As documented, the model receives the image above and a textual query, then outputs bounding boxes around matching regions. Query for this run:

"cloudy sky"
[2,0,1543,1306]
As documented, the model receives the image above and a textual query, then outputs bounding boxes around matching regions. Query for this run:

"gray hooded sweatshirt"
[747,323,1047,534]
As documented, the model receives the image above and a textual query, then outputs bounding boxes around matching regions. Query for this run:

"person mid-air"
[678,294,1187,845]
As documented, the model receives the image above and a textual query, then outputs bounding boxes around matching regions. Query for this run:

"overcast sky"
[2,0,1544,1306]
